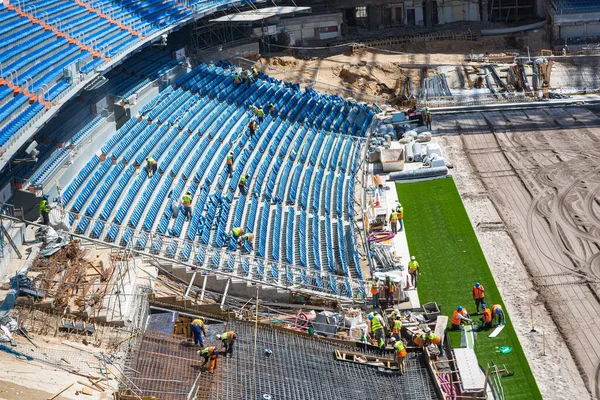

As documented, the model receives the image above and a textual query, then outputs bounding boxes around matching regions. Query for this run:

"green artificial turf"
[397,177,542,400]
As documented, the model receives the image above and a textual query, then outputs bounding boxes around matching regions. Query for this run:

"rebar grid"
[209,320,439,400]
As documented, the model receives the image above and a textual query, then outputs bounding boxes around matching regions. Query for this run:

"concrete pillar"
[481,0,488,21]
[368,5,383,30]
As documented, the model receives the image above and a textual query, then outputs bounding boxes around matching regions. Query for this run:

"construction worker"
[267,102,275,115]
[232,227,245,239]
[383,275,394,310]
[246,74,253,87]
[256,106,265,123]
[146,157,157,177]
[492,304,506,326]
[426,110,432,130]
[39,195,50,225]
[396,203,404,231]
[198,346,220,373]
[407,256,419,289]
[217,331,237,357]
[226,152,234,177]
[367,312,385,353]
[239,232,254,249]
[479,303,493,330]
[390,337,406,374]
[248,119,257,138]
[240,70,247,83]
[234,73,240,84]
[389,208,398,234]
[425,327,444,356]
[370,277,380,309]
[238,174,249,196]
[391,317,403,341]
[252,66,258,79]
[182,191,192,221]
[190,317,206,346]
[450,306,472,330]
[472,282,485,314]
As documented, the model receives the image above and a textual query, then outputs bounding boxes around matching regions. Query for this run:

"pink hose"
[368,232,395,242]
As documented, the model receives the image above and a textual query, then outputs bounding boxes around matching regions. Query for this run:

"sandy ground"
[435,108,600,399]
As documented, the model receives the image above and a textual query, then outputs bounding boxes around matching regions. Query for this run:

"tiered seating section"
[552,0,600,12]
[61,62,374,298]
[0,0,257,153]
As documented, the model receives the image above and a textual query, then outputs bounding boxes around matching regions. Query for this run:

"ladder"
[0,223,22,259]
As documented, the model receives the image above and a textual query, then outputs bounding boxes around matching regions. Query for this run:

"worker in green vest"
[232,227,245,239]
[368,312,385,353]
[256,106,265,123]
[390,209,398,234]
[146,157,157,177]
[182,191,192,221]
[239,232,254,249]
[238,174,248,196]
[39,195,50,225]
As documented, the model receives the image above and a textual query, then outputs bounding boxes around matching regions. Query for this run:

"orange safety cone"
[374,190,381,207]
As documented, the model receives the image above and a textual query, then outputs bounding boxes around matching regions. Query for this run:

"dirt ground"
[258,28,550,103]
[435,107,600,399]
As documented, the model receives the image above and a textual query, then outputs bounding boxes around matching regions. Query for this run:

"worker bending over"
[413,327,443,356]
[479,303,493,330]
[217,331,237,357]
[256,106,265,123]
[39,194,50,225]
[407,256,420,289]
[390,337,407,374]
[238,232,254,249]
[232,227,245,239]
[267,102,275,115]
[238,174,249,196]
[450,306,472,330]
[146,157,157,177]
[472,282,485,314]
[252,66,258,79]
[368,311,386,353]
[391,317,403,341]
[492,304,506,326]
[248,119,257,138]
[198,346,220,373]
[190,317,206,346]
[182,191,193,221]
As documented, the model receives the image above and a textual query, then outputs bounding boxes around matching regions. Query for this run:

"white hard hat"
[411,256,415,261]
[216,334,221,340]
[424,327,431,333]
[390,337,397,343]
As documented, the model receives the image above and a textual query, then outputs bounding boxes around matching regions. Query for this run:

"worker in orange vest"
[383,275,394,309]
[370,277,380,309]
[492,304,506,326]
[391,318,403,341]
[450,306,471,330]
[198,346,221,373]
[390,337,406,373]
[217,331,237,357]
[472,282,485,314]
[396,203,404,231]
[226,152,234,177]
[479,303,493,330]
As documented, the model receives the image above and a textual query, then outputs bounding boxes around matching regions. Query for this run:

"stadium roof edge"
[209,6,311,23]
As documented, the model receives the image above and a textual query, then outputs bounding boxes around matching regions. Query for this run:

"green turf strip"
[397,177,541,400]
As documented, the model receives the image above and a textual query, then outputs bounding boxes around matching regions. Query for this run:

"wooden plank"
[47,383,74,400]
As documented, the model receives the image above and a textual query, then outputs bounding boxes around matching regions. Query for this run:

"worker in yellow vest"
[190,317,206,346]
[396,203,404,231]
[256,107,265,123]
[391,318,403,341]
[232,227,245,239]
[233,73,240,84]
[368,312,385,353]
[407,256,420,289]
[252,66,259,79]
[217,331,237,357]
[238,175,248,196]
[390,337,407,373]
[226,152,234,177]
[239,232,254,249]
[182,191,192,221]
[39,195,50,225]
[145,157,157,177]
[389,209,398,234]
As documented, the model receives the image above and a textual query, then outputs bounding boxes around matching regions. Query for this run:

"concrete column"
[424,0,432,26]
[368,5,384,30]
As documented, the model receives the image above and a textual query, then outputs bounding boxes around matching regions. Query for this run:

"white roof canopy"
[210,6,311,23]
